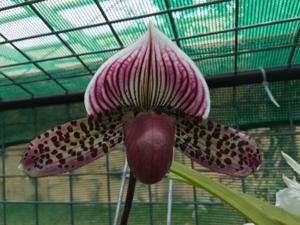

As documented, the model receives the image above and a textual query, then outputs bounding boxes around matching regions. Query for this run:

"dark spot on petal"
[80,122,88,133]
[216,141,222,149]
[224,148,230,154]
[67,126,73,132]
[199,130,206,137]
[207,134,212,141]
[56,153,63,159]
[184,137,191,143]
[102,144,108,153]
[109,124,116,129]
[224,158,232,165]
[91,151,97,158]
[46,159,53,165]
[70,142,77,146]
[54,142,60,147]
[88,116,94,127]
[74,132,80,138]
[230,143,236,149]
[230,151,236,157]
[51,150,58,155]
[223,135,229,141]
[89,137,94,145]
[51,136,57,142]
[212,131,220,139]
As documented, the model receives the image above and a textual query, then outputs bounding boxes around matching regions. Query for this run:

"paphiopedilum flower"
[275,152,300,217]
[19,24,261,184]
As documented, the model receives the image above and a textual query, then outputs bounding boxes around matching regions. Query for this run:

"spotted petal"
[174,115,261,176]
[85,23,210,118]
[19,111,124,177]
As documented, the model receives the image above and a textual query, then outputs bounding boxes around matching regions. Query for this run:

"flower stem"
[120,172,136,225]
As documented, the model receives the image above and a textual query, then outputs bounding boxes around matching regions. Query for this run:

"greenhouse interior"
[1,0,300,225]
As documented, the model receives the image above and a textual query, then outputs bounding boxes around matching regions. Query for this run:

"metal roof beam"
[1,65,300,110]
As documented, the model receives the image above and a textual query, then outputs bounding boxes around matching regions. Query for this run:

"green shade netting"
[0,79,300,225]
[0,0,300,100]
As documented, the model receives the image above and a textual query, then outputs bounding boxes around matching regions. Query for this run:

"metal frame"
[1,65,299,110]
[288,23,300,68]
[0,33,68,93]
[0,2,300,223]
[1,90,298,224]
[1,75,300,222]
[1,116,7,225]
[0,0,300,101]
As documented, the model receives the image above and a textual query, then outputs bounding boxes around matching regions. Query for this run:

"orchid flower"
[275,152,300,217]
[19,24,261,184]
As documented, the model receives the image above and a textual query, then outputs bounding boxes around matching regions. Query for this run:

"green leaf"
[169,161,300,225]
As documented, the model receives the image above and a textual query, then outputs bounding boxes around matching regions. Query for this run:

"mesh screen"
[0,80,299,225]
[1,0,300,100]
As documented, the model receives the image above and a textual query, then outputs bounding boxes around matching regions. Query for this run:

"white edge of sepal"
[281,151,300,176]
[282,174,300,190]
[275,187,300,217]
